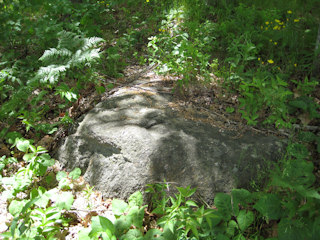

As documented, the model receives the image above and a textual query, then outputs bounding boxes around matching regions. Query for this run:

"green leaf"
[9,200,25,217]
[237,210,254,231]
[16,139,31,152]
[69,167,81,180]
[231,189,252,216]
[23,153,35,162]
[128,191,143,207]
[144,229,163,239]
[55,192,74,210]
[91,216,115,237]
[298,132,316,142]
[278,218,304,240]
[289,99,308,111]
[253,194,282,220]
[216,234,230,240]
[176,186,196,198]
[112,199,129,216]
[128,206,145,228]
[120,229,143,240]
[114,215,132,237]
[226,220,238,237]
[39,154,55,167]
[204,210,222,228]
[78,227,92,240]
[56,171,67,181]
[186,200,198,207]
[214,193,232,220]
[287,143,309,160]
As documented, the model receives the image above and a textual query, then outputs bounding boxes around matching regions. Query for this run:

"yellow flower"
[287,10,292,14]
[275,19,280,23]
[146,0,149,2]
[294,19,300,22]
[278,67,281,70]
[258,58,261,61]
[268,59,274,64]
[269,39,273,42]
[279,22,284,25]
[262,61,265,64]
[274,42,278,45]
[265,21,269,25]
[273,26,279,30]
[294,63,297,67]
[286,18,289,21]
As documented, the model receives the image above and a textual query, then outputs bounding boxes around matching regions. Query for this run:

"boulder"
[57,87,285,203]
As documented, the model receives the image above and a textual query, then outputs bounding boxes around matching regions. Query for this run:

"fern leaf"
[39,48,72,65]
[57,31,83,52]
[37,65,70,84]
[81,37,105,51]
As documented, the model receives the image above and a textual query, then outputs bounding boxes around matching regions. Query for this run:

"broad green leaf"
[112,199,129,216]
[39,154,55,167]
[231,189,252,215]
[144,229,163,239]
[253,194,282,220]
[128,206,145,228]
[114,215,132,237]
[69,167,81,180]
[91,216,115,237]
[78,227,92,240]
[226,220,238,237]
[55,192,74,210]
[128,191,143,207]
[5,132,22,145]
[120,229,143,240]
[204,210,222,228]
[216,234,230,240]
[234,234,246,240]
[9,200,25,217]
[56,171,67,181]
[16,139,31,152]
[58,177,71,190]
[34,187,50,208]
[237,210,254,231]
[23,153,36,162]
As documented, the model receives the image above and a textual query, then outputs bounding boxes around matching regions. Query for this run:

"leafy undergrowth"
[1,0,320,239]
[0,137,320,239]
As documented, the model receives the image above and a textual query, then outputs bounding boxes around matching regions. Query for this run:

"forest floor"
[0,63,316,238]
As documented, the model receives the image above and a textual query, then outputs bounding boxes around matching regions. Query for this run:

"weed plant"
[0,0,320,239]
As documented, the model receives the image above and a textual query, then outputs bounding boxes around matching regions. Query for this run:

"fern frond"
[37,65,70,84]
[70,49,101,68]
[57,31,83,52]
[39,48,73,65]
[81,37,105,51]
[36,31,105,85]
[0,68,22,85]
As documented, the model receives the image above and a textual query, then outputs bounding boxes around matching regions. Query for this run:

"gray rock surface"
[57,76,286,203]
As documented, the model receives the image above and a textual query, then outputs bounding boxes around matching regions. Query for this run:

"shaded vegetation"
[0,0,319,239]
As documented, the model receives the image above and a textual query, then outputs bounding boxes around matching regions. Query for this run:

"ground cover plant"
[0,0,319,239]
